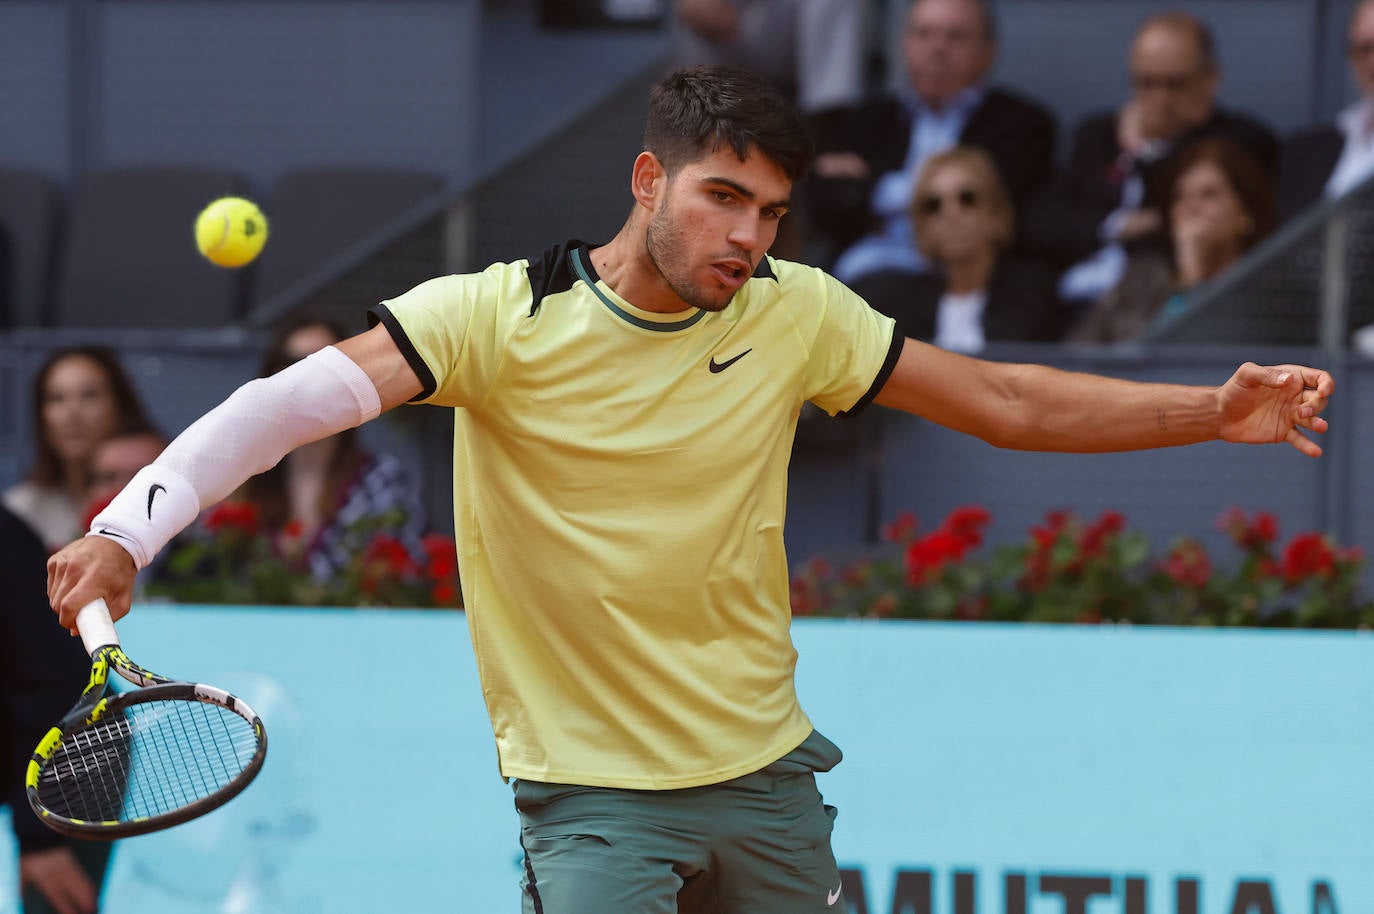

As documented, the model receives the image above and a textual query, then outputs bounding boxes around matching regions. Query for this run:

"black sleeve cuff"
[367,303,438,402]
[841,325,903,418]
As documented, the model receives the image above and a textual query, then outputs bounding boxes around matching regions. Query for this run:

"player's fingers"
[46,552,63,606]
[1286,426,1322,458]
[1297,414,1329,434]
[1296,365,1336,397]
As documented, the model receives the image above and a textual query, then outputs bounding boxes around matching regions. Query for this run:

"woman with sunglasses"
[848,146,1065,352]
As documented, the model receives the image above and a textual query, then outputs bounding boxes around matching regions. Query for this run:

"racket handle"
[75,599,121,655]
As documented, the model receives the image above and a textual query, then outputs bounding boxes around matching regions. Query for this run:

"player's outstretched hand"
[1217,362,1334,457]
[47,535,138,633]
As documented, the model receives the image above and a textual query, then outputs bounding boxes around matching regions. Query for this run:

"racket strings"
[35,699,259,824]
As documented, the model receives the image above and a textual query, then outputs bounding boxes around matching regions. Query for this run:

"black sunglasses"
[916,188,980,217]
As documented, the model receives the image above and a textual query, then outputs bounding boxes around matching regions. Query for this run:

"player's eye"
[712,191,733,203]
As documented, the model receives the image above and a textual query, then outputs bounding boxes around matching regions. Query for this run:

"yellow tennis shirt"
[370,240,900,789]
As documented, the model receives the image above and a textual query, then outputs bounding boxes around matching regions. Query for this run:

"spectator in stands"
[4,347,150,551]
[850,146,1063,351]
[234,317,427,581]
[1068,137,1275,343]
[805,0,1056,279]
[673,0,867,116]
[82,420,169,529]
[1278,0,1374,221]
[2,501,114,914]
[1026,11,1277,311]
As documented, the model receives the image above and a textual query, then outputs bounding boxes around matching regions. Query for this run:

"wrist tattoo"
[1156,408,1167,430]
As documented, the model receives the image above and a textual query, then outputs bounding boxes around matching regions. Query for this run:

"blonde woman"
[849,146,1065,352]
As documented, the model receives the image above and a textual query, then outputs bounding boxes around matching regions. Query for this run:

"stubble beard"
[644,207,734,313]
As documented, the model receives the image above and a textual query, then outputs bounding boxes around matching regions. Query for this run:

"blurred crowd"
[676,0,1374,350]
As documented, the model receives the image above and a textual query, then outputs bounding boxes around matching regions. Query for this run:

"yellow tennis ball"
[195,196,269,267]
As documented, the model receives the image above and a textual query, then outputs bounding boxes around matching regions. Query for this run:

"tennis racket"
[26,598,267,839]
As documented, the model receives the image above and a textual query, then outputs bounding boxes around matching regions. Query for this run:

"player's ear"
[631,151,667,210]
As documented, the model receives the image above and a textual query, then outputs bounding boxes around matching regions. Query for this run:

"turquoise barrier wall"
[4,608,1372,913]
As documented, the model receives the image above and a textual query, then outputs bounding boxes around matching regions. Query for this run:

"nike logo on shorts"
[828,884,842,906]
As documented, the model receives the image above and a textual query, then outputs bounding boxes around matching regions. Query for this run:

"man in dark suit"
[1023,11,1277,303]
[1278,0,1374,222]
[2,503,114,914]
[804,0,1055,281]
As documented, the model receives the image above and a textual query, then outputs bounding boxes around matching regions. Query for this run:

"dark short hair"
[643,65,814,183]
[1168,136,1276,250]
[27,346,150,488]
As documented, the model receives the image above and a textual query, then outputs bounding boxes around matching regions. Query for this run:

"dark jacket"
[1277,125,1343,223]
[805,87,1057,252]
[850,258,1067,345]
[1,504,89,853]
[1024,107,1279,267]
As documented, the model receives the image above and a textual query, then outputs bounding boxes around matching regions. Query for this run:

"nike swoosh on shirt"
[708,349,752,373]
[828,885,842,906]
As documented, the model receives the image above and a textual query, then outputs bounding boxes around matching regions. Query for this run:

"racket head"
[27,678,268,839]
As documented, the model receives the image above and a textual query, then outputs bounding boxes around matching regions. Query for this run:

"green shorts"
[513,730,845,914]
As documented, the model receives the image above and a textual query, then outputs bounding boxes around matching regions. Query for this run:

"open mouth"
[711,261,750,288]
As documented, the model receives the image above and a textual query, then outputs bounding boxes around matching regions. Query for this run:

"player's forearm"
[90,346,380,568]
[985,362,1221,453]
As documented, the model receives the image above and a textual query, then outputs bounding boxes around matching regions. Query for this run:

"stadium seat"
[53,165,250,328]
[0,166,62,327]
[251,166,444,308]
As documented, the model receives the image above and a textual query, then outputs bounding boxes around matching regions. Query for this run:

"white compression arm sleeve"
[89,345,382,568]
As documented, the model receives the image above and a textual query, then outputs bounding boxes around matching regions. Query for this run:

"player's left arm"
[872,337,1333,457]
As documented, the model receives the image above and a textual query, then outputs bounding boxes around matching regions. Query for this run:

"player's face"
[644,146,792,312]
[42,355,120,467]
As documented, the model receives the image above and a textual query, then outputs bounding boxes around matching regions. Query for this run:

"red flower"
[1251,512,1279,545]
[363,534,418,575]
[1217,508,1280,551]
[1281,533,1336,583]
[421,533,459,580]
[943,505,991,548]
[880,511,919,544]
[282,519,305,540]
[905,530,966,585]
[204,501,261,536]
[1159,539,1212,588]
[431,581,458,605]
[1080,510,1125,558]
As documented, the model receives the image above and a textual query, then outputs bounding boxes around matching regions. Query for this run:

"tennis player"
[46,65,1333,913]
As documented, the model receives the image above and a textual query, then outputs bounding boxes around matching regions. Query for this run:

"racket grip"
[75,599,121,655]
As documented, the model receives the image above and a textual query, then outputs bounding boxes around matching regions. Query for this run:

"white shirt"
[933,289,988,353]
[1327,98,1374,199]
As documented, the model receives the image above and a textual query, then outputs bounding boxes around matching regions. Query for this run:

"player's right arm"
[46,325,421,631]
